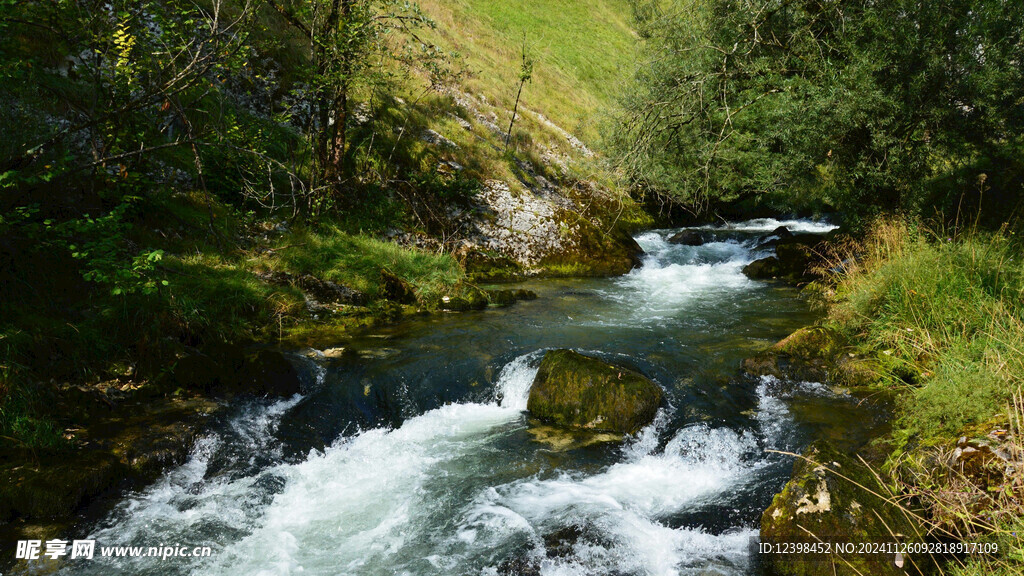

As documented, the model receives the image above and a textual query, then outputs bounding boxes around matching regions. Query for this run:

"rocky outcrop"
[255,270,367,312]
[456,179,643,277]
[761,441,929,576]
[527,349,663,435]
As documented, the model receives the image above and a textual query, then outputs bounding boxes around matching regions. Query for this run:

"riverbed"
[55,218,882,576]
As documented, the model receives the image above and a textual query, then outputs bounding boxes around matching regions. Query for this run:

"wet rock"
[380,269,417,304]
[514,288,538,301]
[527,350,663,435]
[527,423,622,451]
[497,555,542,576]
[485,289,518,307]
[168,353,225,393]
[742,327,882,387]
[772,225,794,239]
[756,226,794,249]
[439,288,489,311]
[497,523,613,576]
[775,242,814,277]
[761,441,928,576]
[0,452,126,522]
[743,256,782,279]
[667,229,707,246]
[237,349,301,397]
[0,397,218,524]
[485,288,538,308]
[742,326,842,383]
[296,275,367,306]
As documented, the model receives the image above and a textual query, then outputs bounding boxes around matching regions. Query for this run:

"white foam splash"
[699,218,838,234]
[459,424,760,575]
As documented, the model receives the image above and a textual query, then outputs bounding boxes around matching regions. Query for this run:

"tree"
[617,0,1024,221]
[504,36,534,153]
[264,0,444,193]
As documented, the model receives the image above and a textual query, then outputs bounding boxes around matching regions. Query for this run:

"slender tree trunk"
[504,80,525,153]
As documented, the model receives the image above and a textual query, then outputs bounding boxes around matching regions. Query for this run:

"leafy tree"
[618,0,1024,221]
[263,0,450,193]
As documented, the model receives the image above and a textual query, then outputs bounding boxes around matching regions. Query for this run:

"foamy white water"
[55,218,841,576]
[696,218,838,234]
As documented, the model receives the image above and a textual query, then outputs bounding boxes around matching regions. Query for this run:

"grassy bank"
[0,189,475,454]
[820,218,1024,574]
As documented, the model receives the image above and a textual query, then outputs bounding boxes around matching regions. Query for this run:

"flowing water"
[53,219,885,576]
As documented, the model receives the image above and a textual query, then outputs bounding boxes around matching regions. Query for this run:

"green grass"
[827,220,1024,445]
[821,218,1024,573]
[419,0,637,146]
[263,225,467,302]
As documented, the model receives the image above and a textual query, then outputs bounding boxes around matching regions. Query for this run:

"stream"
[55,218,884,576]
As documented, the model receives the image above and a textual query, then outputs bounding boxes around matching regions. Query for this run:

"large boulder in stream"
[667,229,707,246]
[527,349,663,435]
[761,441,930,576]
[744,232,829,282]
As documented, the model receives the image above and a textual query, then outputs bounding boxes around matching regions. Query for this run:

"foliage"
[825,218,1024,444]
[618,0,1024,220]
[264,224,466,301]
[821,218,1024,572]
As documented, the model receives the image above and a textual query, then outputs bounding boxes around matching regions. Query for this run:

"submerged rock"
[497,523,614,576]
[484,288,538,308]
[237,349,302,397]
[761,441,928,576]
[527,349,663,435]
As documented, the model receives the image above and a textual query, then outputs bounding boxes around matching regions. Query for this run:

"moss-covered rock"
[745,233,827,282]
[539,217,644,277]
[742,326,883,388]
[761,441,930,576]
[527,349,663,434]
[743,256,783,279]
[484,288,538,308]
[459,248,524,283]
[380,269,417,304]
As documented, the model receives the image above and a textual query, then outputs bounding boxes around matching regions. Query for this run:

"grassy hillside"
[419,0,637,146]
[0,0,647,455]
